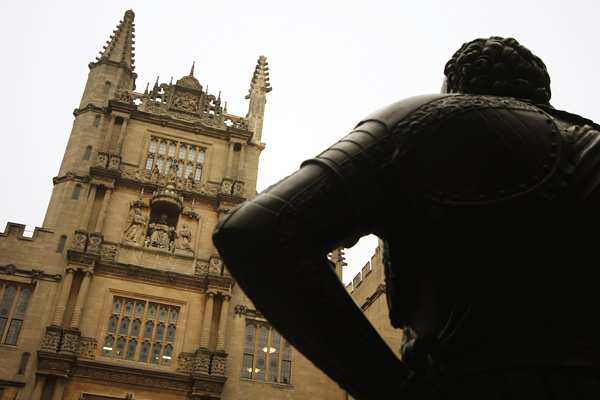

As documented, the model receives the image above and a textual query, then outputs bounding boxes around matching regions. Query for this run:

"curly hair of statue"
[444,36,551,105]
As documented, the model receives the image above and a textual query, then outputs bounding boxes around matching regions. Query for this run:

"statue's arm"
[213,161,416,399]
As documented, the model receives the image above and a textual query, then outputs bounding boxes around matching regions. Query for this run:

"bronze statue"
[213,37,600,399]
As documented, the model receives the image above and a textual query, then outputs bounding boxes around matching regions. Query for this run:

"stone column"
[103,115,116,152]
[225,142,234,179]
[216,294,231,351]
[199,291,216,348]
[237,144,246,181]
[50,376,67,400]
[79,184,97,230]
[31,374,46,400]
[116,117,129,154]
[94,188,113,233]
[51,268,76,326]
[70,271,94,329]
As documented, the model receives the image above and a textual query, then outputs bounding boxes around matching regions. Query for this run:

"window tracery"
[102,296,179,366]
[0,282,33,345]
[144,136,205,181]
[242,322,292,384]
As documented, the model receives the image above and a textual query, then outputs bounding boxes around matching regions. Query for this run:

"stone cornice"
[0,264,61,282]
[73,103,106,117]
[94,258,235,292]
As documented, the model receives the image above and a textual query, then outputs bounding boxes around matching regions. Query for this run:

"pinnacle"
[94,10,136,71]
[246,55,272,98]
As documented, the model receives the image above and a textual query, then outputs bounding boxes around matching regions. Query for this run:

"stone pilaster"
[216,294,231,351]
[70,271,94,329]
[199,291,216,348]
[79,184,97,230]
[51,268,76,326]
[94,187,113,233]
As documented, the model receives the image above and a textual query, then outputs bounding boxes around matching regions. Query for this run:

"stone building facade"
[0,10,347,400]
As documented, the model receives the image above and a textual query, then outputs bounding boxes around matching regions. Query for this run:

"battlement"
[346,243,386,307]
[0,222,54,242]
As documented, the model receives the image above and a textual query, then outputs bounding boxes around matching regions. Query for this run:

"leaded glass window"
[101,296,180,366]
[143,136,207,181]
[0,283,33,345]
[242,322,292,384]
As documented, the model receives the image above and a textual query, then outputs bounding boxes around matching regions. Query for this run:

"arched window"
[102,336,115,357]
[56,236,67,253]
[0,285,33,345]
[72,184,82,200]
[242,322,292,384]
[102,296,180,366]
[17,352,30,374]
[83,146,92,160]
[125,339,137,361]
[93,115,101,128]
[104,82,111,95]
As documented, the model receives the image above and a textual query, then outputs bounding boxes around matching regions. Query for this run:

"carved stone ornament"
[87,233,103,254]
[211,352,227,375]
[208,257,222,276]
[72,230,89,252]
[194,348,212,374]
[41,327,62,351]
[195,261,209,277]
[233,181,245,197]
[192,380,222,393]
[108,155,121,170]
[77,337,98,360]
[220,179,232,194]
[96,152,109,168]
[100,244,118,261]
[60,329,81,354]
[176,352,195,373]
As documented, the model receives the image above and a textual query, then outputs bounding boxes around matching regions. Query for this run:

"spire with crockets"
[94,9,136,72]
[246,56,272,143]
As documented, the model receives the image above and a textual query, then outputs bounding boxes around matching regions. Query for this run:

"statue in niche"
[174,222,193,252]
[213,37,600,399]
[185,173,194,191]
[123,208,148,245]
[149,213,174,249]
[150,166,159,183]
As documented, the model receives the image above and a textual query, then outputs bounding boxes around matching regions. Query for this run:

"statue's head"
[444,37,551,105]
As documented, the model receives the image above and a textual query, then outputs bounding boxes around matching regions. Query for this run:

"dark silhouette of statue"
[213,37,600,399]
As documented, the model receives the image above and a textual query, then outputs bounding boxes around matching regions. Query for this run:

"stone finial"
[94,10,136,70]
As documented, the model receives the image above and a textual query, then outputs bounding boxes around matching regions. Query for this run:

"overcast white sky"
[1,0,599,284]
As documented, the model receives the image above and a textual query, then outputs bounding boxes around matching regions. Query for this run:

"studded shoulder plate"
[389,95,562,205]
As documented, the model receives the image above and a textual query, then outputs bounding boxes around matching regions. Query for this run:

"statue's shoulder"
[358,94,544,130]
[363,94,563,206]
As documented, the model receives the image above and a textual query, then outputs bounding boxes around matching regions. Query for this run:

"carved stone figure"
[174,222,193,252]
[149,213,173,249]
[124,208,148,244]
[213,37,600,399]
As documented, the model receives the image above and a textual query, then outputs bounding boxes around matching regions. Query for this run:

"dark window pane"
[4,319,23,345]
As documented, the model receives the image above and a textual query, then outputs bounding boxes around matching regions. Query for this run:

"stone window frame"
[100,295,180,367]
[144,136,206,181]
[104,81,111,95]
[83,145,93,161]
[72,184,82,200]
[242,321,292,384]
[93,115,101,128]
[0,281,34,346]
[17,352,30,374]
[56,235,67,253]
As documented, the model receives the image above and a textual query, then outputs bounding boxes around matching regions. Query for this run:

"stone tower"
[0,10,345,400]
